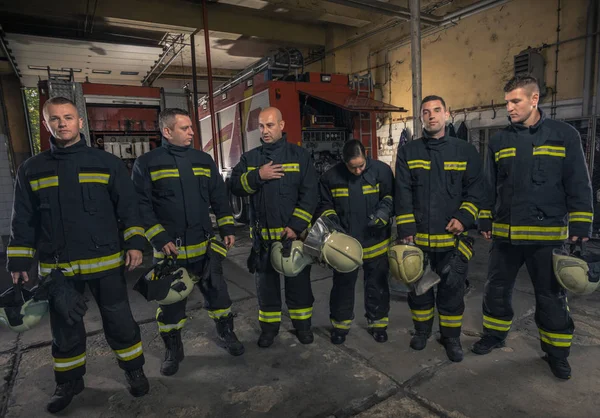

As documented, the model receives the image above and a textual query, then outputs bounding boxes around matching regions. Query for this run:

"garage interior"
[0,0,600,417]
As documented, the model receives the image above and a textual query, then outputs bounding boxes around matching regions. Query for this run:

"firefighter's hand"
[282,227,297,240]
[259,161,285,180]
[125,250,143,271]
[224,235,235,249]
[10,271,29,284]
[400,236,414,244]
[480,231,492,240]
[446,218,465,235]
[570,236,590,243]
[162,242,179,256]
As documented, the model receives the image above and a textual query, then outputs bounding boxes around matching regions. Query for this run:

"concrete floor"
[1,226,599,417]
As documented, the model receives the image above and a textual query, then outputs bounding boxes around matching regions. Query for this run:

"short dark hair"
[342,139,366,163]
[504,74,540,93]
[159,108,190,131]
[43,96,78,118]
[421,95,446,110]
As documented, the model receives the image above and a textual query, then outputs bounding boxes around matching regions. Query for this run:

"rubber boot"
[46,378,84,414]
[330,329,347,345]
[471,335,505,355]
[160,330,184,376]
[125,368,150,397]
[296,329,314,344]
[410,330,431,350]
[544,355,572,380]
[440,337,464,362]
[368,328,388,343]
[258,331,277,348]
[215,315,245,356]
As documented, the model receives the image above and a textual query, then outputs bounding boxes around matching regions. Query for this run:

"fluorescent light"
[92,69,112,74]
[121,71,139,75]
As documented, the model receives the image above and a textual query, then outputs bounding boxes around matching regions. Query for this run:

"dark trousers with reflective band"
[156,258,233,335]
[256,259,314,333]
[330,255,390,333]
[483,241,573,358]
[51,272,144,383]
[408,250,466,338]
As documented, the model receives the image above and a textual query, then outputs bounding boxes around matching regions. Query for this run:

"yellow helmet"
[388,244,425,285]
[552,249,600,295]
[271,240,313,277]
[0,285,49,333]
[321,232,363,273]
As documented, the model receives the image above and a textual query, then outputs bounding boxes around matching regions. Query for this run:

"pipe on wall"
[410,0,422,136]
[201,0,219,168]
[583,0,598,117]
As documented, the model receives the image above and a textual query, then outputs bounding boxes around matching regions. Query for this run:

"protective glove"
[37,270,88,326]
[442,236,474,290]
[367,197,393,229]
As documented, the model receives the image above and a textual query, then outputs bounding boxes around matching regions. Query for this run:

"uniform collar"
[162,137,191,155]
[509,107,546,133]
[49,135,87,156]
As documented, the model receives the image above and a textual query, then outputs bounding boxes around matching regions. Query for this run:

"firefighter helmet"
[0,284,49,333]
[552,248,600,295]
[388,244,425,285]
[270,240,313,277]
[321,231,363,273]
[134,257,200,305]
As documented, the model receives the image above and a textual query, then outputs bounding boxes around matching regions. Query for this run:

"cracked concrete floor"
[1,229,599,417]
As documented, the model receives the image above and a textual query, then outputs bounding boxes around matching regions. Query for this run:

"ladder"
[352,73,374,155]
[47,68,91,146]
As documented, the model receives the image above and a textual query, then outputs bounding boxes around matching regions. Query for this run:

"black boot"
[471,335,505,355]
[125,368,150,397]
[441,337,463,362]
[368,328,388,343]
[257,331,278,348]
[296,329,314,344]
[544,355,572,380]
[160,330,184,376]
[215,315,245,356]
[410,331,431,350]
[330,329,347,345]
[46,378,84,414]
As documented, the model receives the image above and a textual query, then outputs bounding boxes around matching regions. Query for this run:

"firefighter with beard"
[474,75,593,380]
[132,108,243,377]
[394,95,484,362]
[6,97,149,414]
[317,140,393,344]
[230,107,318,348]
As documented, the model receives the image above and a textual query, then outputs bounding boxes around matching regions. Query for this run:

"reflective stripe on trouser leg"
[156,306,187,335]
[284,265,314,331]
[53,353,87,382]
[331,318,353,333]
[439,314,463,338]
[363,256,391,326]
[258,310,282,333]
[114,341,144,364]
[208,307,232,320]
[256,264,283,333]
[330,269,359,335]
[408,287,435,333]
[367,317,389,329]
[538,328,573,358]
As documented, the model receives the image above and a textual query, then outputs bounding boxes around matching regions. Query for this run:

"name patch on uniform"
[28,171,59,191]
[150,165,179,181]
[282,163,300,172]
[362,184,379,195]
[407,160,431,170]
[192,164,211,178]
[444,161,467,171]
[331,188,349,197]
[532,145,566,158]
[79,167,110,185]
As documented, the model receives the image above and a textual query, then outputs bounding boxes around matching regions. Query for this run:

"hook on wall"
[491,100,497,120]
[449,107,455,124]
[463,108,468,122]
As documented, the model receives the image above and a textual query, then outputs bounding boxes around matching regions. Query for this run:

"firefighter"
[395,95,484,362]
[6,97,149,414]
[230,107,318,348]
[474,75,593,380]
[132,108,243,377]
[317,140,393,344]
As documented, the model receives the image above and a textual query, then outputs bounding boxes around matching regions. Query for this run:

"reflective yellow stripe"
[510,225,568,241]
[363,238,391,259]
[495,147,516,162]
[368,317,389,328]
[293,208,312,223]
[250,227,285,241]
[383,195,392,201]
[29,176,58,191]
[322,209,337,217]
[114,341,143,361]
[569,212,593,223]
[247,166,257,171]
[145,224,166,240]
[479,210,492,220]
[362,184,380,195]
[411,308,434,322]
[483,315,512,332]
[444,161,467,171]
[154,240,208,260]
[39,251,124,277]
[241,171,256,194]
[492,222,510,238]
[539,329,572,347]
[289,307,313,320]
[460,202,478,219]
[193,167,211,177]
[208,307,232,319]
[415,233,455,248]
[331,319,352,330]
[217,216,235,227]
[158,318,187,332]
[210,240,228,258]
[332,188,349,197]
[533,145,566,158]
[407,160,431,170]
[7,246,35,258]
[282,163,300,172]
[396,214,416,224]
[439,314,463,328]
[150,169,179,181]
[54,353,86,372]
[259,310,282,323]
[457,241,473,260]
[78,172,110,184]
[124,226,145,241]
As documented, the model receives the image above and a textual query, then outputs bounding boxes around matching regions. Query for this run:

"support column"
[410,0,422,137]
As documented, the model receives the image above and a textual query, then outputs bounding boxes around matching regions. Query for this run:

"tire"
[230,192,248,224]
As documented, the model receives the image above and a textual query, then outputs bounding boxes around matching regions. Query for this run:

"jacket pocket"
[446,171,462,198]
